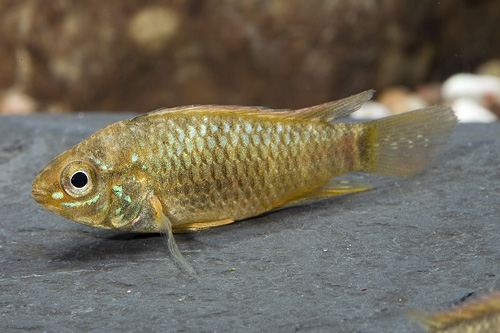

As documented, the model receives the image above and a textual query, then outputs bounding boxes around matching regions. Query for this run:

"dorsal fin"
[133,104,291,120]
[288,90,375,123]
[135,90,374,122]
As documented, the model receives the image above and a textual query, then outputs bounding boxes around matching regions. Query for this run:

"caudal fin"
[361,106,457,177]
[407,291,500,331]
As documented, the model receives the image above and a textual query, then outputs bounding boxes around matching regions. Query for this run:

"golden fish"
[407,291,500,332]
[31,91,457,273]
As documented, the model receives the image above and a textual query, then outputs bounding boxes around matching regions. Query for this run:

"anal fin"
[173,219,235,233]
[278,180,372,209]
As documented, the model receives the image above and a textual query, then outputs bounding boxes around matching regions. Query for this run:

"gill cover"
[108,178,149,229]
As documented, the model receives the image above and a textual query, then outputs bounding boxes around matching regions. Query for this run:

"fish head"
[32,149,112,229]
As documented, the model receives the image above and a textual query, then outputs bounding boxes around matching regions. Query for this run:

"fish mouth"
[31,189,48,203]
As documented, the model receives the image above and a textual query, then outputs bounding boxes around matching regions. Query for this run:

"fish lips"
[31,168,52,205]
[31,188,48,204]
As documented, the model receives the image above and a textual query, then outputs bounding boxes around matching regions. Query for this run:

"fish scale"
[136,114,342,224]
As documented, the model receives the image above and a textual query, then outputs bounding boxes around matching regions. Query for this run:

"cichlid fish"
[31,90,457,273]
[407,291,500,332]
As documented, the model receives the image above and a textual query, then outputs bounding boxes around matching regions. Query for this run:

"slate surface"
[0,114,499,332]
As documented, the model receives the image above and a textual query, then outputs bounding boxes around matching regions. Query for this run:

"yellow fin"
[406,309,448,331]
[134,104,286,120]
[278,180,372,209]
[137,90,374,123]
[173,219,235,232]
[407,291,500,331]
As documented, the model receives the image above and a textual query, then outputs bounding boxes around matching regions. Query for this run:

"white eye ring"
[61,161,97,198]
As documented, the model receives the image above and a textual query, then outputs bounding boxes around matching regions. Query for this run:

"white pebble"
[452,97,497,123]
[351,101,390,120]
[442,73,500,101]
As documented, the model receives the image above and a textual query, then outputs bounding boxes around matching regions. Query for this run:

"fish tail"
[407,291,500,330]
[360,106,457,177]
[406,308,447,331]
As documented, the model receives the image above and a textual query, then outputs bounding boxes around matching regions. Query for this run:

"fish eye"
[61,161,98,198]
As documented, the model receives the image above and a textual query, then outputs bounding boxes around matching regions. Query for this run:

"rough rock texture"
[1,114,499,332]
[1,0,500,113]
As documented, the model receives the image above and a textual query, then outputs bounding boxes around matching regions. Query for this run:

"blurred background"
[1,0,499,121]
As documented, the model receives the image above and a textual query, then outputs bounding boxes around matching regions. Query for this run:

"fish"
[407,291,500,332]
[31,90,457,274]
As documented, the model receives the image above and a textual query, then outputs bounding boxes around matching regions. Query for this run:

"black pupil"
[71,172,88,188]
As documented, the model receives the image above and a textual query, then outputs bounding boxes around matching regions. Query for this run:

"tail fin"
[407,291,500,331]
[361,106,457,177]
[406,309,446,331]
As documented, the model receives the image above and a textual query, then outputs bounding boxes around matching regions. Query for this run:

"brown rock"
[378,87,427,115]
[477,59,500,78]
[128,6,181,54]
[0,89,37,115]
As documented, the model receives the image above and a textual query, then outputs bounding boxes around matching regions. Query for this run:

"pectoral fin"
[277,180,372,209]
[150,195,197,278]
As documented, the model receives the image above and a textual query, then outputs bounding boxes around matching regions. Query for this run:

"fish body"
[407,291,500,332]
[31,90,457,272]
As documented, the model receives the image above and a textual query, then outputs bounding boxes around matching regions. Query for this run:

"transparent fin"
[290,90,374,123]
[362,106,457,177]
[406,309,447,331]
[173,219,235,233]
[277,180,372,209]
[158,211,198,278]
[150,196,197,278]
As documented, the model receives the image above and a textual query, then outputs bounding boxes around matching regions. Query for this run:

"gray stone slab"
[0,114,499,332]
